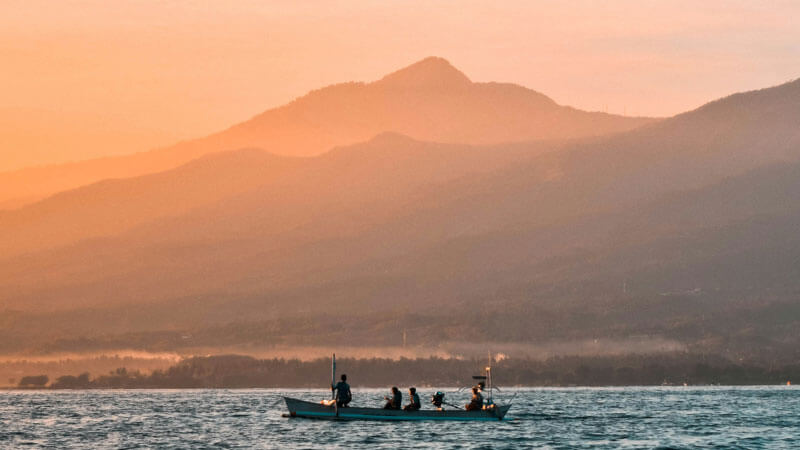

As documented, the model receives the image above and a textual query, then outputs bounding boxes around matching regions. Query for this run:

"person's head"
[391,386,399,393]
[472,387,479,394]
[478,381,485,390]
[341,374,347,381]
[409,387,416,394]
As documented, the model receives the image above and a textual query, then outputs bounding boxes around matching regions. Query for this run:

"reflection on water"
[1,387,798,448]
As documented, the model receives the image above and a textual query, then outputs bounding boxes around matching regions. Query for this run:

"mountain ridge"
[2,64,800,360]
[0,57,653,209]
[375,56,472,88]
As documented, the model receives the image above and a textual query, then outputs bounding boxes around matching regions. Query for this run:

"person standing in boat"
[403,387,421,411]
[332,374,352,408]
[383,386,402,409]
[465,386,484,411]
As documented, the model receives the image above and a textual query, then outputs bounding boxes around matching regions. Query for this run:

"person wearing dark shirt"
[431,391,445,410]
[403,387,421,411]
[331,374,351,408]
[383,386,402,410]
[465,387,483,411]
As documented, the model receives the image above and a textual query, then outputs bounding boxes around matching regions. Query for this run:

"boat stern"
[495,404,512,420]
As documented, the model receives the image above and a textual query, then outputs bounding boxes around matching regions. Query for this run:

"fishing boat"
[283,354,513,421]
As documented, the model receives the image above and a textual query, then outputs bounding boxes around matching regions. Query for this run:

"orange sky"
[2,0,799,172]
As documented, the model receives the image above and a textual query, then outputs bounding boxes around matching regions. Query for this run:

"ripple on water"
[0,387,799,448]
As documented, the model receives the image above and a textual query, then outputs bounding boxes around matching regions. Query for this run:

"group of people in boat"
[382,386,421,411]
[330,374,488,411]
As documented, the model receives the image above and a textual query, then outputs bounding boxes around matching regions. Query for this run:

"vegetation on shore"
[14,354,799,389]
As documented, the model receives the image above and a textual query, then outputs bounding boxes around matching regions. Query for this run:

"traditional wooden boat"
[283,396,511,421]
[283,353,513,421]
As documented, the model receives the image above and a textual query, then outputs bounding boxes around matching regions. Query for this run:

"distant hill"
[1,74,800,361]
[0,57,652,209]
[0,133,560,305]
[0,149,301,259]
[0,133,560,260]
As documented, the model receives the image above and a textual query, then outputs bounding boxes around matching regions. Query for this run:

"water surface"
[2,386,798,448]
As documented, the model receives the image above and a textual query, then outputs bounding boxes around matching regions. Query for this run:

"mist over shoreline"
[7,353,798,390]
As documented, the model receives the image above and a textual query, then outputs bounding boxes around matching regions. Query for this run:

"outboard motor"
[431,391,445,408]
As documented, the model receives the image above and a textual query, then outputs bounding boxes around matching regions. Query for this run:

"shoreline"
[3,384,795,391]
[7,354,797,390]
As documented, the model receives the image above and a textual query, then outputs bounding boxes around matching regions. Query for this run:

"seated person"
[476,380,493,407]
[431,391,445,410]
[465,387,484,411]
[383,386,402,410]
[331,374,352,408]
[403,387,421,411]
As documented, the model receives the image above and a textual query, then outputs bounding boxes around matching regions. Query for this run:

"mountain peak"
[375,56,472,89]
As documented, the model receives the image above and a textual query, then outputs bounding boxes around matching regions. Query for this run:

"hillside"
[0,133,559,261]
[1,75,799,361]
[0,149,302,259]
[0,57,652,209]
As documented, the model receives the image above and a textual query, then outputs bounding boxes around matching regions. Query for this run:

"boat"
[283,396,511,421]
[283,354,513,421]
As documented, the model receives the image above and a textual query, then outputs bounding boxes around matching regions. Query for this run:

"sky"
[2,0,799,171]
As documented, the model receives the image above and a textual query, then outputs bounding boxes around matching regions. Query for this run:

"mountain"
[0,133,560,261]
[1,75,799,359]
[0,133,560,301]
[0,57,653,209]
[0,149,302,259]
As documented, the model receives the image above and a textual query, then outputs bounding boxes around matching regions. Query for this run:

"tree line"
[14,353,800,389]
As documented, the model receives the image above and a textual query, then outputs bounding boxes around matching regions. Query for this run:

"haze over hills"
[0,149,302,259]
[0,107,180,174]
[0,57,652,210]
[1,74,800,362]
[0,133,560,301]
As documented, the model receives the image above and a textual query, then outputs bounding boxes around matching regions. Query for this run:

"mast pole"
[331,353,336,400]
[487,351,493,403]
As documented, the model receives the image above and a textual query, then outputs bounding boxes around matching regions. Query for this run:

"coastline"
[6,354,797,390]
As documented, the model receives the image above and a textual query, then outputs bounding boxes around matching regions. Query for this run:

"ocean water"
[1,387,798,449]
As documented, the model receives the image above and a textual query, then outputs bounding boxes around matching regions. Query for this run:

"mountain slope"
[1,75,800,356]
[0,149,302,259]
[1,73,799,313]
[0,57,653,209]
[4,156,800,356]
[0,133,561,300]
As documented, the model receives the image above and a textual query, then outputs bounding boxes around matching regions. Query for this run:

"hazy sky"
[2,0,799,171]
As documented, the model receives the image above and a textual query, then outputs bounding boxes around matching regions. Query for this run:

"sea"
[1,386,798,449]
